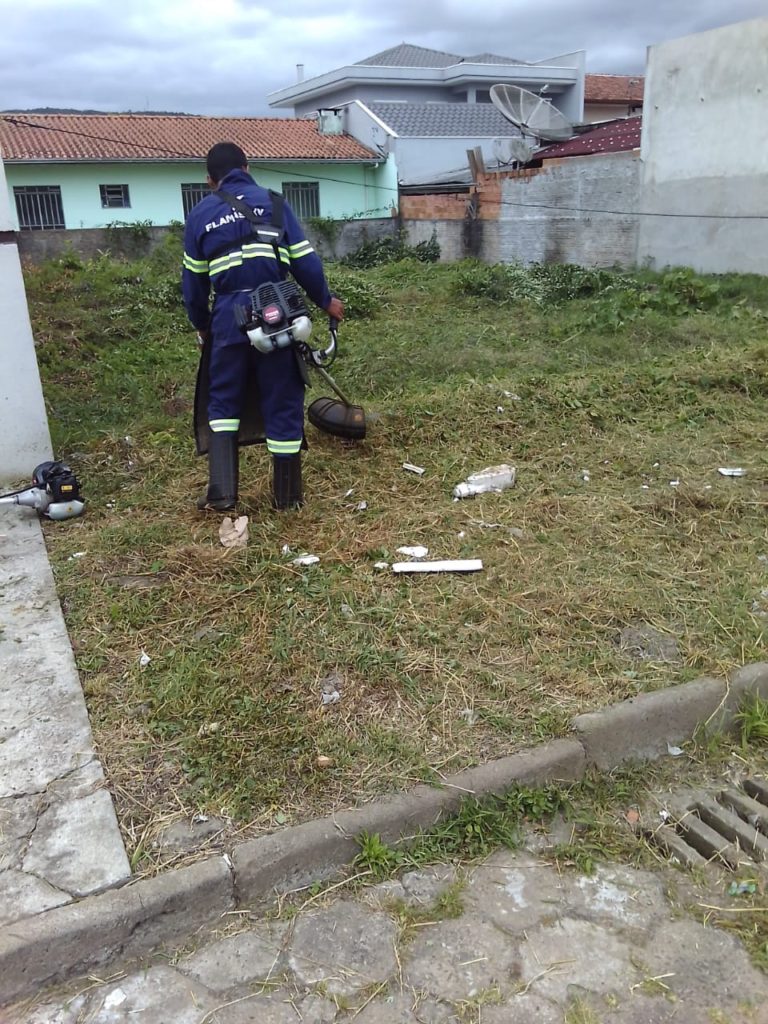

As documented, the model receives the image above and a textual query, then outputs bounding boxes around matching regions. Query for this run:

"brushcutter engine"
[235,280,366,440]
[234,280,313,354]
[0,461,85,520]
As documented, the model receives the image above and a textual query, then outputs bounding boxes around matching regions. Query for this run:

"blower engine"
[0,461,85,520]
[235,281,366,441]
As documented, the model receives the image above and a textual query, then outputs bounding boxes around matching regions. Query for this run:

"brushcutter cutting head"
[307,396,366,440]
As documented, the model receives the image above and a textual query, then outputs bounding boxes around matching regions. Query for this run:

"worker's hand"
[325,296,345,322]
[196,328,212,348]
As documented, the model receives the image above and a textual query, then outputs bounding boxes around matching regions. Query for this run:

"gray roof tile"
[356,44,462,68]
[465,52,529,65]
[368,102,522,137]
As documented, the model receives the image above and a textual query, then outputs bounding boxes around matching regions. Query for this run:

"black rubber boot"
[272,454,303,510]
[197,432,238,511]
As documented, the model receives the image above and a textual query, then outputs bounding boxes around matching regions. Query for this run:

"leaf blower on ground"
[0,461,85,520]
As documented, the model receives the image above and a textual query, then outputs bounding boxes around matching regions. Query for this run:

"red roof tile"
[536,116,641,160]
[0,114,378,162]
[584,74,644,105]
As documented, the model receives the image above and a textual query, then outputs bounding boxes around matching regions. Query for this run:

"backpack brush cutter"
[0,461,85,521]
[235,281,366,441]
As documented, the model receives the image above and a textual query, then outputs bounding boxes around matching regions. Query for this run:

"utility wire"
[4,115,767,221]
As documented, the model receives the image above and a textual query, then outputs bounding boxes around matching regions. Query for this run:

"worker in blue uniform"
[182,141,344,511]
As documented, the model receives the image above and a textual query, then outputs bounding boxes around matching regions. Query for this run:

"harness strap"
[209,189,286,273]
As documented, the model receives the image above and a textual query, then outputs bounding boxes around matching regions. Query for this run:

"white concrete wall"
[498,153,639,267]
[0,155,52,483]
[637,17,768,273]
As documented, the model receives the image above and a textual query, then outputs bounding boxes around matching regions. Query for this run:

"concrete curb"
[2,664,767,1006]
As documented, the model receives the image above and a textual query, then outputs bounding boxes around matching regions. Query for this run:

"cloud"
[0,0,765,114]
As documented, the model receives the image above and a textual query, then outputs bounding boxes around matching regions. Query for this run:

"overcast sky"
[1,0,765,116]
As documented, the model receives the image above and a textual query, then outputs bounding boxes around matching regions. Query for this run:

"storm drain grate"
[647,777,768,871]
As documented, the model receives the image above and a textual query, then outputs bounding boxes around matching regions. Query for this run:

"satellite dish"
[492,137,535,166]
[490,84,573,142]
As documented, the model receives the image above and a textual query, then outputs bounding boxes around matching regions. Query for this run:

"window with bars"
[282,181,320,221]
[181,183,210,218]
[100,183,131,208]
[13,186,66,230]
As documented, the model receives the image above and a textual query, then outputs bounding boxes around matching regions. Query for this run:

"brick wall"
[497,153,639,267]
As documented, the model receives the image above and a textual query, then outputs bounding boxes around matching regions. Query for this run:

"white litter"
[281,544,292,555]
[666,743,684,757]
[219,515,249,549]
[139,650,151,668]
[104,990,127,1010]
[403,463,426,476]
[393,559,483,574]
[397,545,429,559]
[374,561,389,570]
[68,551,87,560]
[669,480,680,487]
[344,488,354,498]
[356,501,368,511]
[321,689,341,706]
[496,406,504,414]
[292,553,320,567]
[453,464,516,499]
[641,485,650,490]
[458,531,466,538]
[718,467,747,477]
[581,471,591,483]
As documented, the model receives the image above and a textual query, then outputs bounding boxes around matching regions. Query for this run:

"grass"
[24,239,768,867]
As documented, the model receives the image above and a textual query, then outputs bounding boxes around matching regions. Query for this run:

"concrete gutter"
[2,664,767,1006]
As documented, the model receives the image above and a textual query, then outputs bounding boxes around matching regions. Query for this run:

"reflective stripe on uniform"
[209,418,240,432]
[209,242,291,278]
[287,241,314,259]
[183,253,209,273]
[267,438,302,455]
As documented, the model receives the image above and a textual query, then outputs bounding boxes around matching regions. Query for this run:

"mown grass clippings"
[27,250,768,868]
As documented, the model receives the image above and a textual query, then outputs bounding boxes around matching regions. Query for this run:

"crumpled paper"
[219,515,249,549]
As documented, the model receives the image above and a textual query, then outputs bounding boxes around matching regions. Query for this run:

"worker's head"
[206,142,248,188]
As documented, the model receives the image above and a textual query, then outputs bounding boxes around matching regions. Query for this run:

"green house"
[0,113,397,231]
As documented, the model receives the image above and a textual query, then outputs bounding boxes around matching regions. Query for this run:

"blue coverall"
[182,169,332,456]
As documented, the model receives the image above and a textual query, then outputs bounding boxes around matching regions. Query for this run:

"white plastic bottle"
[453,464,516,499]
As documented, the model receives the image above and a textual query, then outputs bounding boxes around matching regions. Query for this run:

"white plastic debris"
[344,488,354,498]
[292,553,320,567]
[397,545,429,559]
[281,543,292,555]
[219,515,249,549]
[321,689,341,706]
[666,743,684,757]
[496,406,504,414]
[641,485,650,490]
[374,561,389,570]
[581,471,591,483]
[453,464,516,499]
[652,462,660,469]
[104,989,127,1010]
[68,551,87,560]
[718,467,747,477]
[356,501,368,511]
[139,650,151,668]
[669,480,680,487]
[393,559,483,574]
[659,809,670,822]
[403,462,426,476]
[458,531,466,538]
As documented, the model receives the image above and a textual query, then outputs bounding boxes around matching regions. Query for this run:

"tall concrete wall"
[637,18,768,274]
[498,153,639,267]
[0,157,52,483]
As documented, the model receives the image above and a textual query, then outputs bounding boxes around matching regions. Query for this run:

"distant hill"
[2,107,195,116]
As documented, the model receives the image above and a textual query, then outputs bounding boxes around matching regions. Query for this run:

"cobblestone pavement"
[12,846,768,1024]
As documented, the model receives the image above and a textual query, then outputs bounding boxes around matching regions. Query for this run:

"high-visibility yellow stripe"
[209,419,240,432]
[288,242,314,258]
[209,246,290,277]
[267,438,302,455]
[183,253,209,273]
